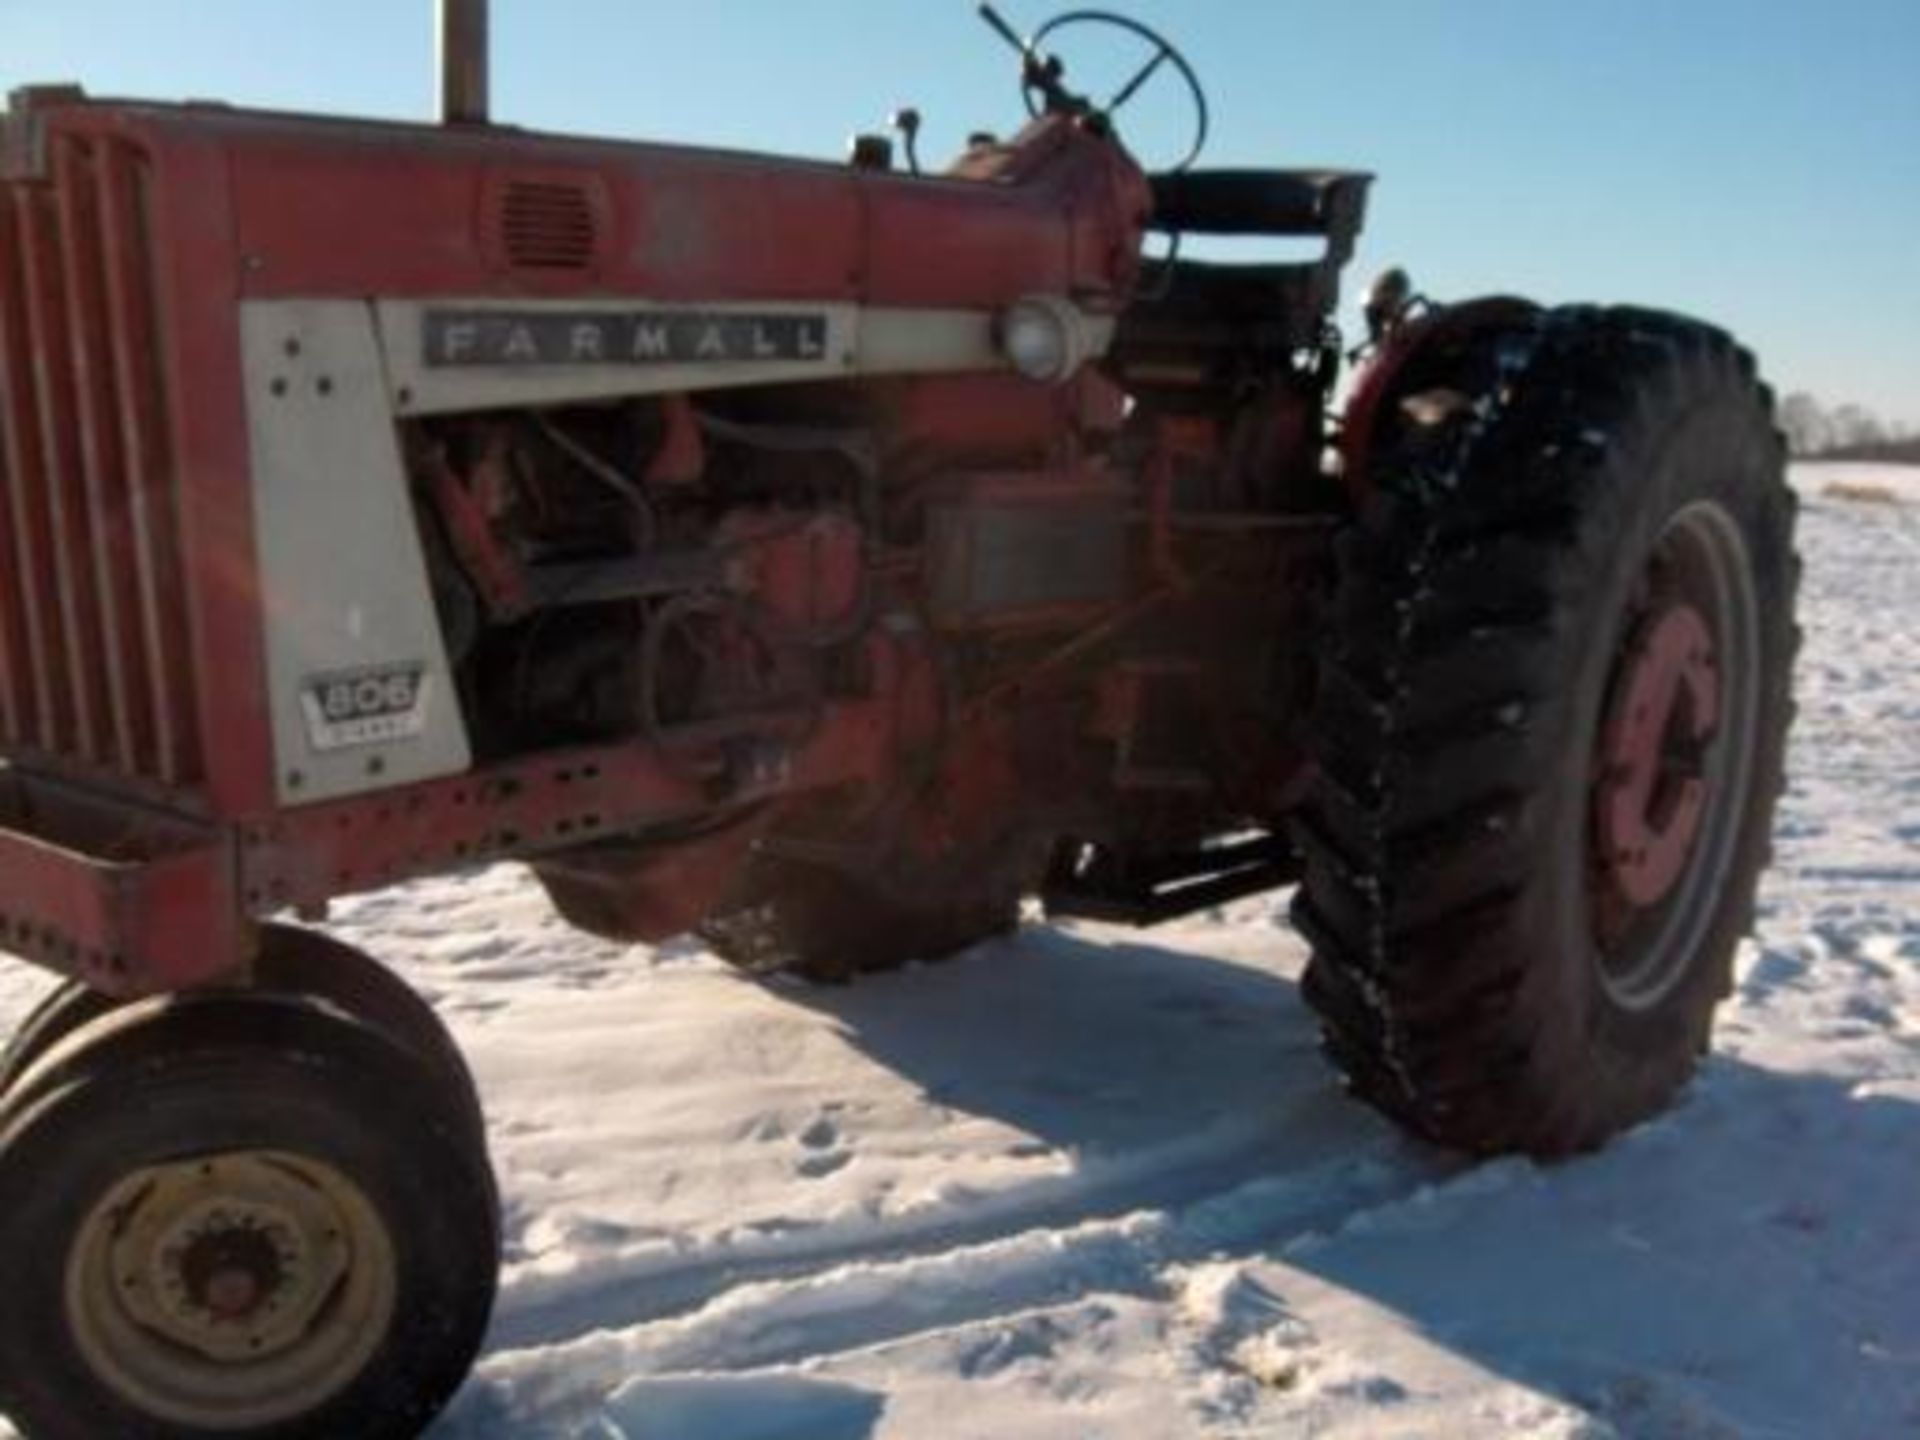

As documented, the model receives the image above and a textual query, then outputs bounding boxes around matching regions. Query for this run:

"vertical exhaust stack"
[438,0,489,125]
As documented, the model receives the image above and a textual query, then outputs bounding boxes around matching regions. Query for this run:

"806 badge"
[300,664,431,751]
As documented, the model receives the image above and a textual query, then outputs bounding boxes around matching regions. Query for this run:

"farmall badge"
[423,309,831,367]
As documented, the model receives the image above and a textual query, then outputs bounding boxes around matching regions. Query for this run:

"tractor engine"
[412,401,871,758]
[408,332,1339,947]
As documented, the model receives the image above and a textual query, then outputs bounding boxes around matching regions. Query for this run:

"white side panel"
[856,307,1114,375]
[241,301,471,805]
[855,309,999,374]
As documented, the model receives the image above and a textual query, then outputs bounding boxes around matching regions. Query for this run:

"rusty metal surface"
[237,682,907,912]
[0,769,237,995]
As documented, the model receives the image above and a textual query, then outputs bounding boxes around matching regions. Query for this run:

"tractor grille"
[0,133,202,789]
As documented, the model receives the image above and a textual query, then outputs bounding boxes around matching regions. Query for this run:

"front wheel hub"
[65,1150,397,1430]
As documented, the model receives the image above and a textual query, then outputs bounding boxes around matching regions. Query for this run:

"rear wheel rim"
[1588,501,1761,1011]
[65,1149,397,1431]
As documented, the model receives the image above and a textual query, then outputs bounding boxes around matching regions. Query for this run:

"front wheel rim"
[65,1149,397,1431]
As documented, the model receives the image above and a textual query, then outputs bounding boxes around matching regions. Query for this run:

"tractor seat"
[1119,261,1336,362]
[1109,169,1373,387]
[1147,168,1372,242]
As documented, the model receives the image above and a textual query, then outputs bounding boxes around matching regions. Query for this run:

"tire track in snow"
[486,1085,1394,1352]
[450,1129,1457,1434]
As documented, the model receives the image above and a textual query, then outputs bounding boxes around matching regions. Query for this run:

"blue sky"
[3,1,1914,424]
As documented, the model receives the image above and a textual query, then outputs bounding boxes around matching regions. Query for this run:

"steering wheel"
[1016,9,1210,171]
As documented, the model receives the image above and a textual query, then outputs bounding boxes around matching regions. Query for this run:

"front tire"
[1294,305,1797,1155]
[0,926,487,1150]
[0,994,499,1439]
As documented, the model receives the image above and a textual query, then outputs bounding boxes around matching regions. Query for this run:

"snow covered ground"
[2,463,1916,1438]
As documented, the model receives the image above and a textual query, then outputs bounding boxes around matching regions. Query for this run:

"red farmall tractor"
[0,4,1795,1435]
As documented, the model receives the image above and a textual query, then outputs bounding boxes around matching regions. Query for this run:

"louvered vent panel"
[0,134,202,789]
[498,180,599,272]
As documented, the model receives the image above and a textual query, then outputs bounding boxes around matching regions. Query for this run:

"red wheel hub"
[1594,602,1720,909]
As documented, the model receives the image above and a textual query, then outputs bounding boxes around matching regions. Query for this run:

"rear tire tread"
[1293,305,1798,1155]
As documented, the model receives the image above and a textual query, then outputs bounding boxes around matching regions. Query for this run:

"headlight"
[999,295,1086,383]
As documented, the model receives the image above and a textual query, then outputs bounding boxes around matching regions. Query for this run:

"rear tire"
[0,993,498,1439]
[1293,305,1797,1155]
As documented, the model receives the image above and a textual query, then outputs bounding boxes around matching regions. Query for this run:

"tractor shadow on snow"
[768,925,1920,1439]
[451,923,1919,1437]
[1273,1057,1919,1438]
[780,915,1351,1162]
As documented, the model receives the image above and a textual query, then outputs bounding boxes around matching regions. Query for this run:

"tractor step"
[1040,833,1298,927]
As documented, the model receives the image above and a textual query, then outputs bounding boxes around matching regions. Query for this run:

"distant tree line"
[1778,393,1920,463]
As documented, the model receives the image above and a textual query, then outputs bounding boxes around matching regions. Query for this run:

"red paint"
[1594,602,1719,908]
[720,511,866,640]
[1339,297,1536,506]
[0,769,238,996]
[0,83,1315,998]
[645,395,705,487]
